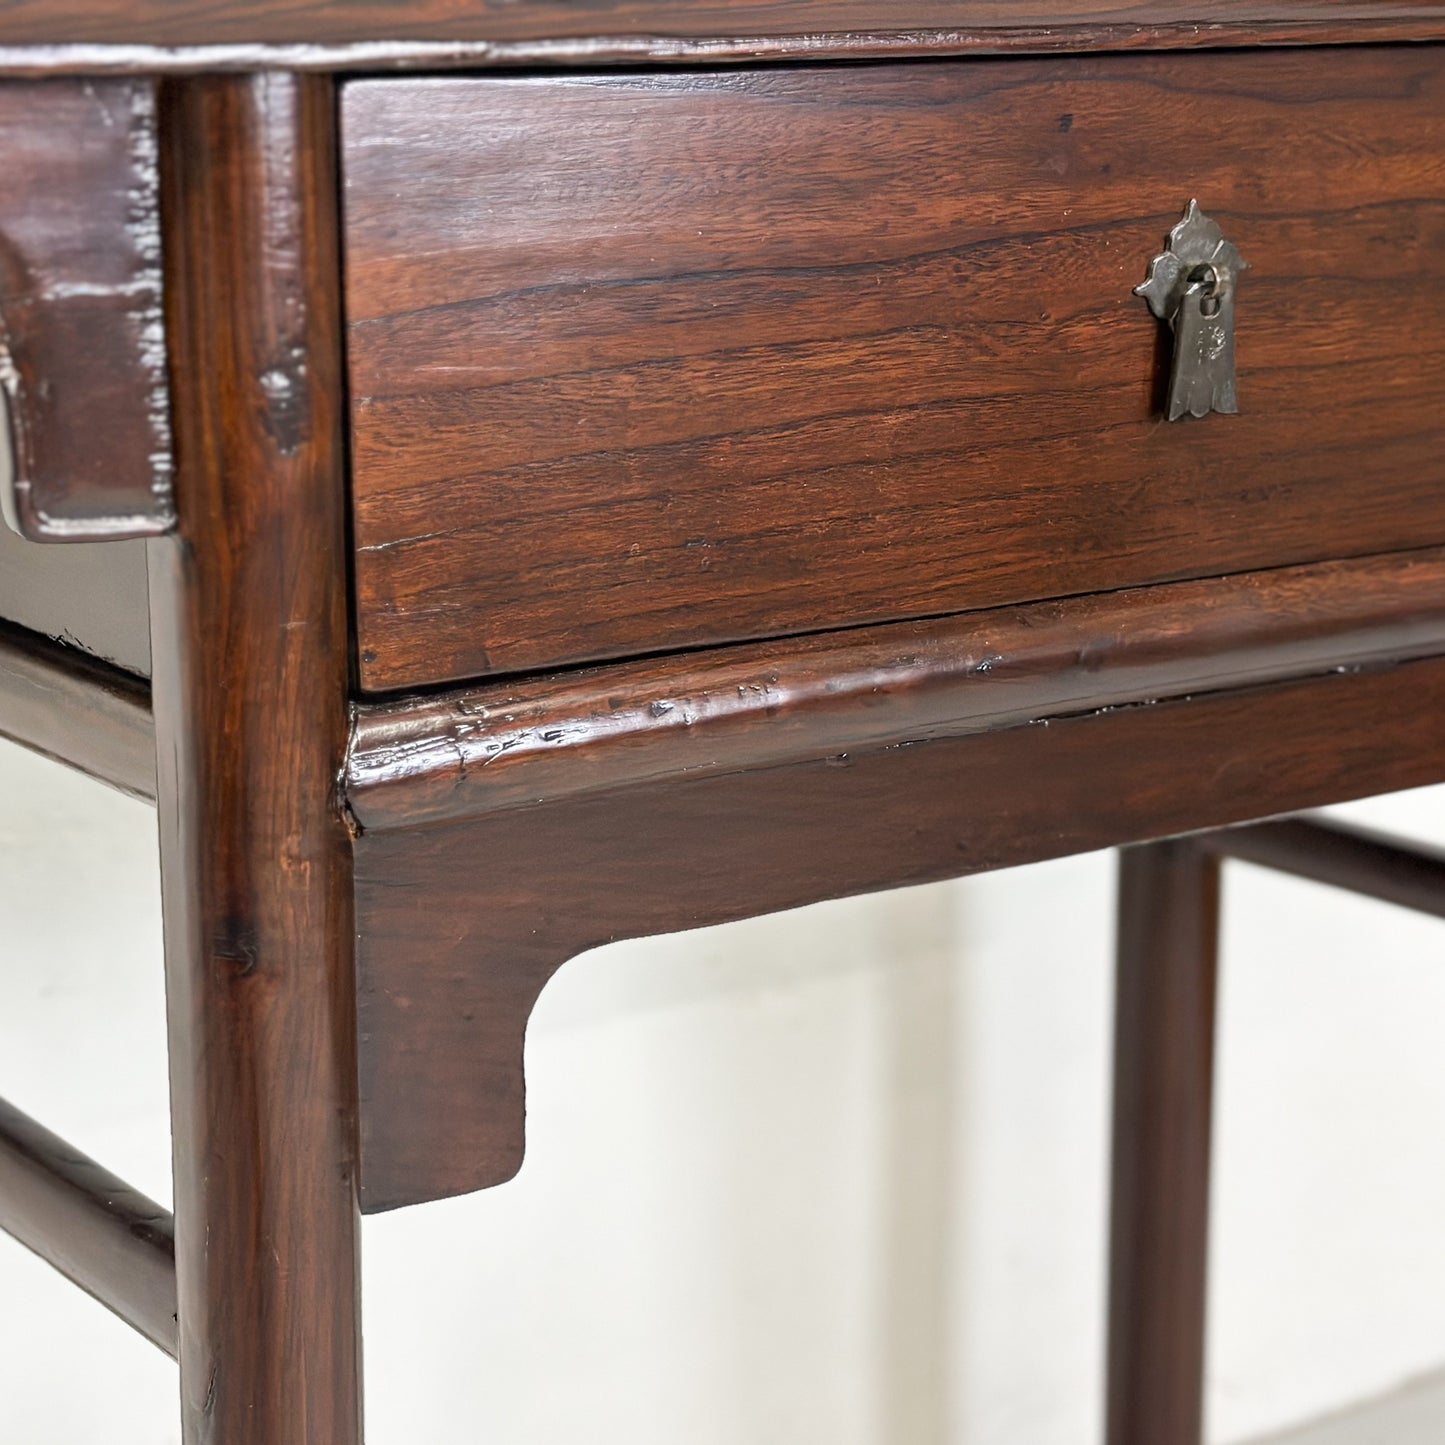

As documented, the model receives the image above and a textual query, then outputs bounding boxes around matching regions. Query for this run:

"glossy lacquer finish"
[346,48,1445,689]
[0,79,171,539]
[0,1094,177,1356]
[0,0,1443,49]
[150,74,361,1443]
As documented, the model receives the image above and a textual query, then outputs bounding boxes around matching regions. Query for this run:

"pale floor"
[1248,1367,1445,1445]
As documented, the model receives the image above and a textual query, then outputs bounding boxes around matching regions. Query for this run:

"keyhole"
[1186,263,1224,317]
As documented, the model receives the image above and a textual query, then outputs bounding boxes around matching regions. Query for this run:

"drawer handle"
[1136,200,1248,421]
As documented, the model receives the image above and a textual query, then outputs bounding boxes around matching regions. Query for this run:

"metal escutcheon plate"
[1136,200,1248,421]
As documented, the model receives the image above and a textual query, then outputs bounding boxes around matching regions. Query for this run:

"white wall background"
[2,737,1444,1444]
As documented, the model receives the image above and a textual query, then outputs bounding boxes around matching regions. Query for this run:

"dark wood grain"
[348,546,1445,832]
[0,619,154,798]
[0,524,151,674]
[353,649,1445,1210]
[346,49,1445,690]
[1204,817,1445,918]
[4,20,1445,77]
[0,1093,176,1356]
[1106,839,1218,1445]
[0,79,171,540]
[150,73,361,1443]
[0,0,1441,49]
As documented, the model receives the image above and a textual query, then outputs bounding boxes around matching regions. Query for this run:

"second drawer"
[343,48,1445,692]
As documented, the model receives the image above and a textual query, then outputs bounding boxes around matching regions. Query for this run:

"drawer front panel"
[344,49,1445,691]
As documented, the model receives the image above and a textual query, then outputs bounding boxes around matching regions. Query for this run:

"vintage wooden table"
[3,4,1445,1441]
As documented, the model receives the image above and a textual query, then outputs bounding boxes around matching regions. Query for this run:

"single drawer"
[343,48,1445,693]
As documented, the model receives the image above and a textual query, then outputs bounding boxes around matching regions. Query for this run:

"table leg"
[150,72,362,1445]
[1106,838,1221,1445]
